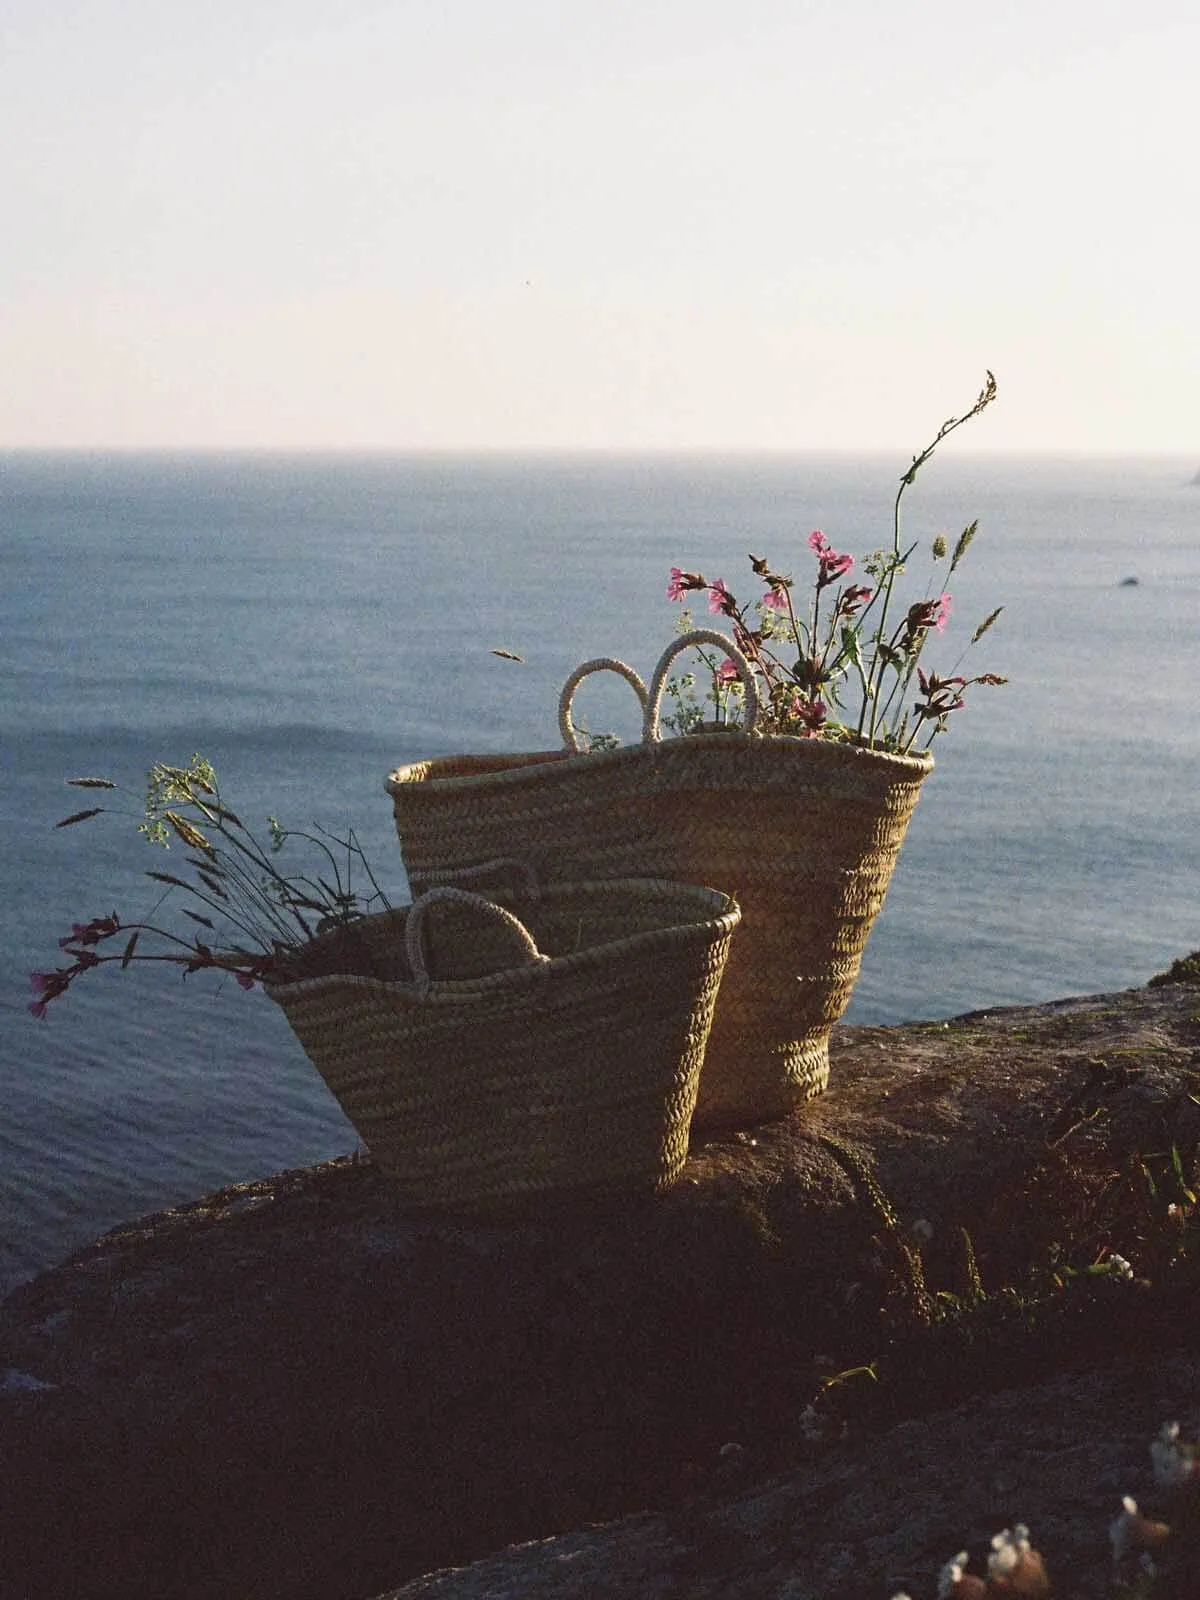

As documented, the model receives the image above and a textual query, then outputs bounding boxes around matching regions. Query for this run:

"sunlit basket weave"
[264,878,740,1215]
[386,630,932,1131]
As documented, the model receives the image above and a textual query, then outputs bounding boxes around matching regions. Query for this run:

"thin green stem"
[859,372,996,745]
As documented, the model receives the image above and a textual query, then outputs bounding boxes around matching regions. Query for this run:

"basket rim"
[385,732,934,798]
[262,877,741,1003]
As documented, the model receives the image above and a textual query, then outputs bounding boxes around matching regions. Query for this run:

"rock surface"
[2,980,1199,1599]
[376,1352,1200,1600]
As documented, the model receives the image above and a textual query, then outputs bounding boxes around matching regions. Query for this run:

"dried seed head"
[165,812,213,853]
[55,807,105,828]
[950,520,978,572]
[972,607,1003,644]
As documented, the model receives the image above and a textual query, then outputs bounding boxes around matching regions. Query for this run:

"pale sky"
[2,0,1197,451]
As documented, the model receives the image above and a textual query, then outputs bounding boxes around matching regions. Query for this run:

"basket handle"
[557,657,649,754]
[642,628,763,745]
[404,886,551,991]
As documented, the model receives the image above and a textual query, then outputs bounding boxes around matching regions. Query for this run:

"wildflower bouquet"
[662,372,1005,752]
[31,754,390,1017]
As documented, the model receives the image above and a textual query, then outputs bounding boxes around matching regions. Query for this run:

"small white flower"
[1110,1494,1171,1565]
[1107,1252,1134,1279]
[987,1524,1031,1578]
[1110,1495,1141,1564]
[937,1550,969,1597]
[1151,1419,1197,1487]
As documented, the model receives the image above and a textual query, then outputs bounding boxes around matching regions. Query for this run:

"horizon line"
[1,443,1196,462]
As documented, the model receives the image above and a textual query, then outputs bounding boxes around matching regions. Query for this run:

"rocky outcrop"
[375,1352,1200,1600]
[2,980,1199,1599]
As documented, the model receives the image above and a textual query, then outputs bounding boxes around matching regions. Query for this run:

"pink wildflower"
[58,913,120,949]
[808,530,854,587]
[918,668,966,694]
[715,658,739,683]
[902,597,949,647]
[707,579,736,616]
[28,969,66,1018]
[915,667,967,722]
[824,550,853,579]
[667,567,705,602]
[762,586,789,611]
[789,693,828,735]
[838,584,873,616]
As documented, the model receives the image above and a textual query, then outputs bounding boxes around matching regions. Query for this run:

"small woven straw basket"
[386,630,932,1131]
[264,878,740,1215]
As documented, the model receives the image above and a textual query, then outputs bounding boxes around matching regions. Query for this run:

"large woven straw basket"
[386,630,932,1132]
[264,878,740,1216]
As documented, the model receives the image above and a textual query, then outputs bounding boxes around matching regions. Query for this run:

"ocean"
[2,449,1198,1297]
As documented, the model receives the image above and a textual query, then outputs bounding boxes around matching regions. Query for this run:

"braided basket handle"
[404,886,551,991]
[642,628,763,745]
[557,657,649,753]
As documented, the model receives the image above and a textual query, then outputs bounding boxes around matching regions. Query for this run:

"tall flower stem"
[859,372,997,745]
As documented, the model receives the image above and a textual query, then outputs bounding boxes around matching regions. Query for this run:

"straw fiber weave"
[265,880,739,1216]
[387,631,932,1130]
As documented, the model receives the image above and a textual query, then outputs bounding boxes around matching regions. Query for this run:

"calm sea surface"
[2,450,1198,1297]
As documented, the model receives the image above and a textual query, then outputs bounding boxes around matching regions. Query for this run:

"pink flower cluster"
[29,928,115,1011]
[789,693,828,736]
[28,972,58,1021]
[914,668,966,722]
[29,909,264,1018]
[807,529,854,587]
[59,913,120,950]
[28,914,123,1015]
[707,578,736,617]
[668,539,878,625]
[660,499,1000,751]
[666,567,705,602]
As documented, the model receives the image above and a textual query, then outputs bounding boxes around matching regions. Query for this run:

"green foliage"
[31,756,391,1014]
[1149,952,1200,989]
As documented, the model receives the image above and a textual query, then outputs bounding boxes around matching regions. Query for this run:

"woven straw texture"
[386,633,932,1130]
[264,880,740,1216]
